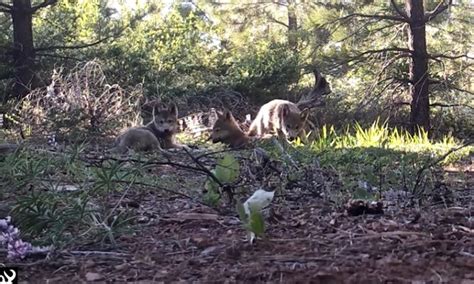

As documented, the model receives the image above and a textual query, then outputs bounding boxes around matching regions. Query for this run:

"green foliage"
[214,153,240,182]
[226,41,300,100]
[11,192,91,246]
[2,0,472,136]
[204,153,240,206]
[289,121,472,200]
[1,150,53,189]
[236,202,265,238]
[0,146,139,248]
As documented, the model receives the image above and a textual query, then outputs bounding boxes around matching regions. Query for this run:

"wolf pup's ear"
[168,103,178,116]
[300,108,310,121]
[282,104,290,117]
[223,109,233,120]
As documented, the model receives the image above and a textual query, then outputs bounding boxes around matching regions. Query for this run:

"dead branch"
[424,0,452,22]
[412,140,474,195]
[430,103,474,110]
[429,80,474,96]
[344,47,412,64]
[296,69,331,110]
[339,12,408,23]
[35,37,111,52]
[355,77,398,115]
[182,147,224,188]
[429,53,474,60]
[35,52,83,61]
[390,0,409,20]
[30,0,58,13]
[264,11,289,28]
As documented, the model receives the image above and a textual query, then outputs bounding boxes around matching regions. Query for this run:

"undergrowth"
[286,120,472,201]
[0,120,471,254]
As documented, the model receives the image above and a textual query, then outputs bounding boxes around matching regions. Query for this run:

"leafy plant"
[236,202,265,240]
[203,153,240,206]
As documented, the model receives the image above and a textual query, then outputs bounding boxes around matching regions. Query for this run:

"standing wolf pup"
[247,99,309,141]
[114,102,187,153]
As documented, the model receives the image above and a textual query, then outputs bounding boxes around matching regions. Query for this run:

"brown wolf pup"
[210,109,250,149]
[247,99,309,141]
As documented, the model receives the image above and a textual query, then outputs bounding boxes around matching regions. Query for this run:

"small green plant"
[92,160,131,193]
[11,192,92,246]
[203,153,240,206]
[236,202,265,240]
[2,150,52,189]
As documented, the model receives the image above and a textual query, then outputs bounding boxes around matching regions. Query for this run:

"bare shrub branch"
[15,60,143,141]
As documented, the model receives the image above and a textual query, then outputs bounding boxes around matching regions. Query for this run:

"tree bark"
[287,0,298,50]
[11,0,37,100]
[406,0,430,132]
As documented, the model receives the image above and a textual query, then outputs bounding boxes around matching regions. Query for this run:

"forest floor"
[4,143,472,284]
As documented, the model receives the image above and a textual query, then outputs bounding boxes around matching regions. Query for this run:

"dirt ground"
[4,151,474,283]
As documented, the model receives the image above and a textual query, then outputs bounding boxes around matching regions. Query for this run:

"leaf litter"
[2,143,473,283]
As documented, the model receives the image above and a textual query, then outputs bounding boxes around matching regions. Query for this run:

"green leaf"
[236,202,248,223]
[204,169,219,193]
[248,207,265,237]
[214,153,239,183]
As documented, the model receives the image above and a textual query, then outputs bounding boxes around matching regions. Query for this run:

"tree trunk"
[287,0,298,50]
[406,0,430,132]
[11,0,37,100]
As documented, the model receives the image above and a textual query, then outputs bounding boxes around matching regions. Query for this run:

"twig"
[260,255,330,262]
[412,141,474,195]
[68,250,130,257]
[355,231,429,240]
[272,138,298,169]
[182,147,224,188]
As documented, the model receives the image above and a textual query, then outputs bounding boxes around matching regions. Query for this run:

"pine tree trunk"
[406,0,430,132]
[11,0,37,100]
[287,0,298,50]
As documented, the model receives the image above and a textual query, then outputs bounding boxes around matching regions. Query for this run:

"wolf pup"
[247,99,309,141]
[113,102,187,153]
[113,128,161,153]
[140,102,188,149]
[210,109,250,149]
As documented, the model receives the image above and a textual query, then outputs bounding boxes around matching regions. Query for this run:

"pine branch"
[343,47,412,64]
[30,0,58,13]
[0,2,11,13]
[429,53,474,60]
[0,2,12,13]
[424,0,452,22]
[340,12,408,23]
